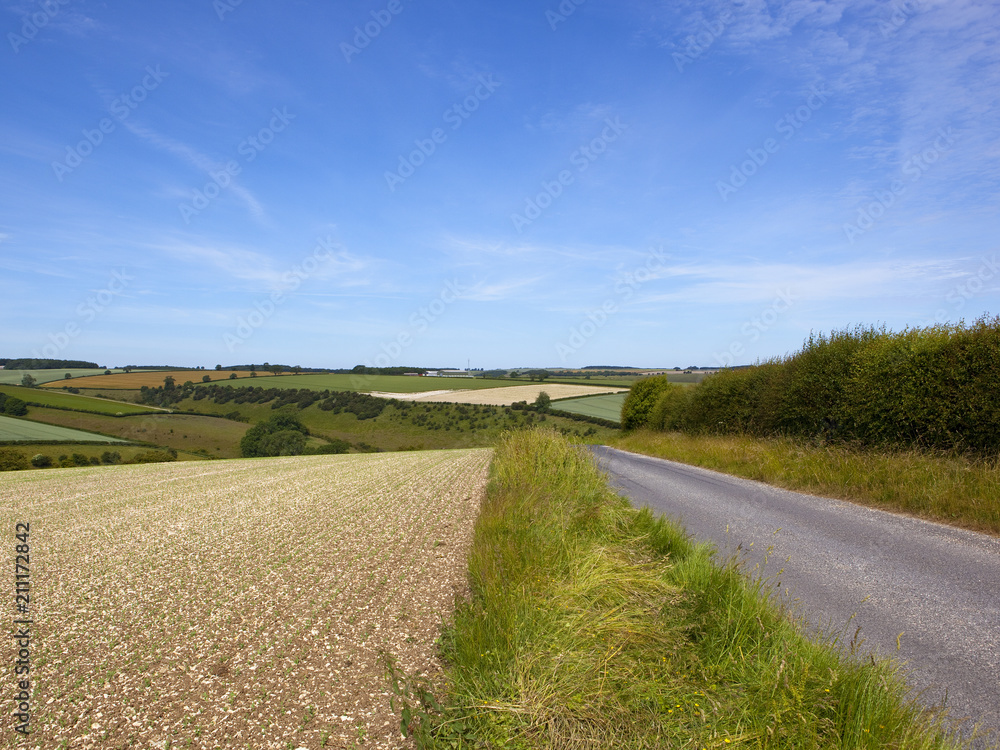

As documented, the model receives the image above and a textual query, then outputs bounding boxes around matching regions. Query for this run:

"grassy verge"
[411,429,964,749]
[613,430,1000,536]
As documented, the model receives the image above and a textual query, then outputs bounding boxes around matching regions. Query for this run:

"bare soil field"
[2,448,491,749]
[368,384,627,406]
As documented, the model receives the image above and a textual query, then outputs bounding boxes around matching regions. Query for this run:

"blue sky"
[1,0,998,370]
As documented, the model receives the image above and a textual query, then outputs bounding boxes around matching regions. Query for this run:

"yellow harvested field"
[41,369,259,389]
[2,449,491,749]
[369,383,628,406]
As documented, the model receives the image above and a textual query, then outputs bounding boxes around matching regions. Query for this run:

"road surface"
[591,445,1000,747]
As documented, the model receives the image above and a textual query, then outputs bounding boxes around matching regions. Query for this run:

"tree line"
[0,358,100,369]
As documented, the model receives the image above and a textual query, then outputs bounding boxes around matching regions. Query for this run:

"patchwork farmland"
[2,449,491,749]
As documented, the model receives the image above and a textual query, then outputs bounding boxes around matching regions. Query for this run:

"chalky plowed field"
[2,449,491,749]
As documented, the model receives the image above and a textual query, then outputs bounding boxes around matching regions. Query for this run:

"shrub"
[240,413,309,458]
[60,453,91,467]
[647,383,694,431]
[128,450,176,464]
[620,375,672,430]
[257,429,307,457]
[0,449,29,471]
[2,396,28,416]
[30,454,53,468]
[311,439,351,455]
[100,451,121,465]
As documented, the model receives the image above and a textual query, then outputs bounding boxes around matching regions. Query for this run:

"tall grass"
[613,430,1000,536]
[429,429,966,748]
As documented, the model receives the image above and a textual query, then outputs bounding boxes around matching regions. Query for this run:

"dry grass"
[2,449,491,749]
[369,384,627,406]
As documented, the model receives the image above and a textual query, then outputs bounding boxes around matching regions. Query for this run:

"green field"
[0,368,126,385]
[551,392,626,422]
[0,414,130,443]
[0,385,160,415]
[217,373,513,393]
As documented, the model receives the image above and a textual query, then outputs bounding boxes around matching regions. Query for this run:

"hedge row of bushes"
[193,385,387,420]
[0,448,176,471]
[622,317,1000,454]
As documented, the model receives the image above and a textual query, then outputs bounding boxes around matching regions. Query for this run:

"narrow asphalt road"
[591,446,1000,747]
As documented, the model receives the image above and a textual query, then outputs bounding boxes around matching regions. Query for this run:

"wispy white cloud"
[1,0,101,35]
[146,237,377,292]
[634,257,978,307]
[462,276,545,302]
[120,121,268,223]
